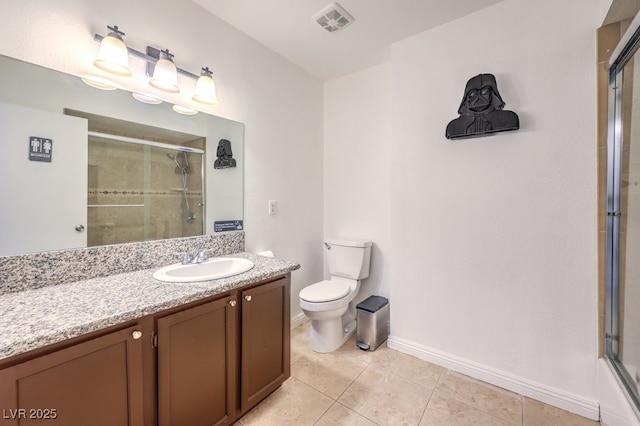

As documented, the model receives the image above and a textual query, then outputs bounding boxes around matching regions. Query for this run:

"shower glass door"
[607,25,640,415]
[87,133,204,247]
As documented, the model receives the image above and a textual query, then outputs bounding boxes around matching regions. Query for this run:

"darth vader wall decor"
[214,139,236,169]
[445,74,519,139]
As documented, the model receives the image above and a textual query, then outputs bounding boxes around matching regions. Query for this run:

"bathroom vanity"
[0,250,298,426]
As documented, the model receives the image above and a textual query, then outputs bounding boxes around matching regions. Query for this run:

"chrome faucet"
[181,250,209,265]
[193,250,209,263]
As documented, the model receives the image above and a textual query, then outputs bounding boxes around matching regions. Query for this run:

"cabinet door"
[157,295,237,426]
[241,276,290,411]
[0,324,144,426]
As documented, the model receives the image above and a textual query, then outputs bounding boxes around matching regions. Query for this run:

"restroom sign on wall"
[28,136,52,162]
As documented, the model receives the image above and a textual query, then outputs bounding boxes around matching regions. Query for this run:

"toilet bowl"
[300,277,360,353]
[299,238,372,353]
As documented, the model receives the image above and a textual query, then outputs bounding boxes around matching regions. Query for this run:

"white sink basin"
[153,257,255,283]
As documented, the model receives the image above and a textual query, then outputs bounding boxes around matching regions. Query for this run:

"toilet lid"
[299,280,351,303]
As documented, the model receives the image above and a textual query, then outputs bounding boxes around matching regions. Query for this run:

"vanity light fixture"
[80,75,119,91]
[93,25,132,76]
[192,67,217,105]
[149,49,180,93]
[88,25,219,112]
[172,104,198,115]
[132,92,163,104]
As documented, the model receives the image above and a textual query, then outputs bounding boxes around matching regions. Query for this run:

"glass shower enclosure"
[606,20,640,418]
[87,132,204,247]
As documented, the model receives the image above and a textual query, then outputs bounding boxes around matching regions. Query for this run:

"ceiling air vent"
[312,2,355,33]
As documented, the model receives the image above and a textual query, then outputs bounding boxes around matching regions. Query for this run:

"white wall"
[324,0,605,419]
[324,63,391,304]
[0,0,325,315]
[389,0,600,417]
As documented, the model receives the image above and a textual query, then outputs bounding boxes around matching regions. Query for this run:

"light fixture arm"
[93,33,201,80]
[159,49,174,60]
[106,25,125,38]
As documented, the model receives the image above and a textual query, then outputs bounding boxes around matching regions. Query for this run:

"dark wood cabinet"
[240,277,290,413]
[0,273,291,425]
[156,275,291,422]
[0,324,144,426]
[157,294,237,426]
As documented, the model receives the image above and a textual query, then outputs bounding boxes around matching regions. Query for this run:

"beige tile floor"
[235,322,599,426]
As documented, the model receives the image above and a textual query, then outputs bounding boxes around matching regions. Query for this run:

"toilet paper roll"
[256,250,275,258]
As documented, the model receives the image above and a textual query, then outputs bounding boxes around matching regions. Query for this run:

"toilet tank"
[325,238,372,280]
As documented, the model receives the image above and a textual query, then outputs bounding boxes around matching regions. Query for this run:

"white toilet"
[299,238,372,353]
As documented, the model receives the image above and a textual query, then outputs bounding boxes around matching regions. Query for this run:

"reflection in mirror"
[88,137,203,245]
[0,55,243,257]
[66,110,206,246]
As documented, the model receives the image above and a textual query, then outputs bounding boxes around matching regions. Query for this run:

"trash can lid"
[356,295,388,313]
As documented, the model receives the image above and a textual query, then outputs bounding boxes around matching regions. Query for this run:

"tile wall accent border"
[88,188,202,197]
[0,232,244,295]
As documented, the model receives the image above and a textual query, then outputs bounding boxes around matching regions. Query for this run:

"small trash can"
[356,295,389,351]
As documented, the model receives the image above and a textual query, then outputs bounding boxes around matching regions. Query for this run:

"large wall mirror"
[0,55,244,256]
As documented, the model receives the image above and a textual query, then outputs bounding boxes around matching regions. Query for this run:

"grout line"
[439,369,523,425]
[312,400,336,426]
[416,385,436,425]
[334,360,369,402]
[288,327,595,425]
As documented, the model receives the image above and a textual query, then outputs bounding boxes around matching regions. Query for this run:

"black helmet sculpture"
[446,73,519,139]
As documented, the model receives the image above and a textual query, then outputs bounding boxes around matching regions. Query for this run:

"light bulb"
[192,68,217,105]
[149,50,179,93]
[81,75,118,90]
[132,92,163,104]
[172,105,198,115]
[93,26,132,77]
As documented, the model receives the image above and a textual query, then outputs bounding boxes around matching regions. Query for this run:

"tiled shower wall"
[87,137,204,246]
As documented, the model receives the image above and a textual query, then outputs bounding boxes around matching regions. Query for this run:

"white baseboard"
[387,335,600,421]
[291,312,309,329]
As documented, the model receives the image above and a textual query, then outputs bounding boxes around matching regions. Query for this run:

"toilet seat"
[299,280,351,303]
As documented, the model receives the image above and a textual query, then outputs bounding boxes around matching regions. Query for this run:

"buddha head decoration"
[445,73,519,139]
[214,138,236,169]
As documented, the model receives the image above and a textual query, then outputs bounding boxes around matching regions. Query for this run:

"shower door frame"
[606,18,640,420]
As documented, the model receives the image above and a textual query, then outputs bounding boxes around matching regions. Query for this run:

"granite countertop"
[0,252,299,361]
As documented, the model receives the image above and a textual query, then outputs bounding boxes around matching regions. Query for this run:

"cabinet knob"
[229,300,237,307]
[132,330,143,340]
[244,295,252,302]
